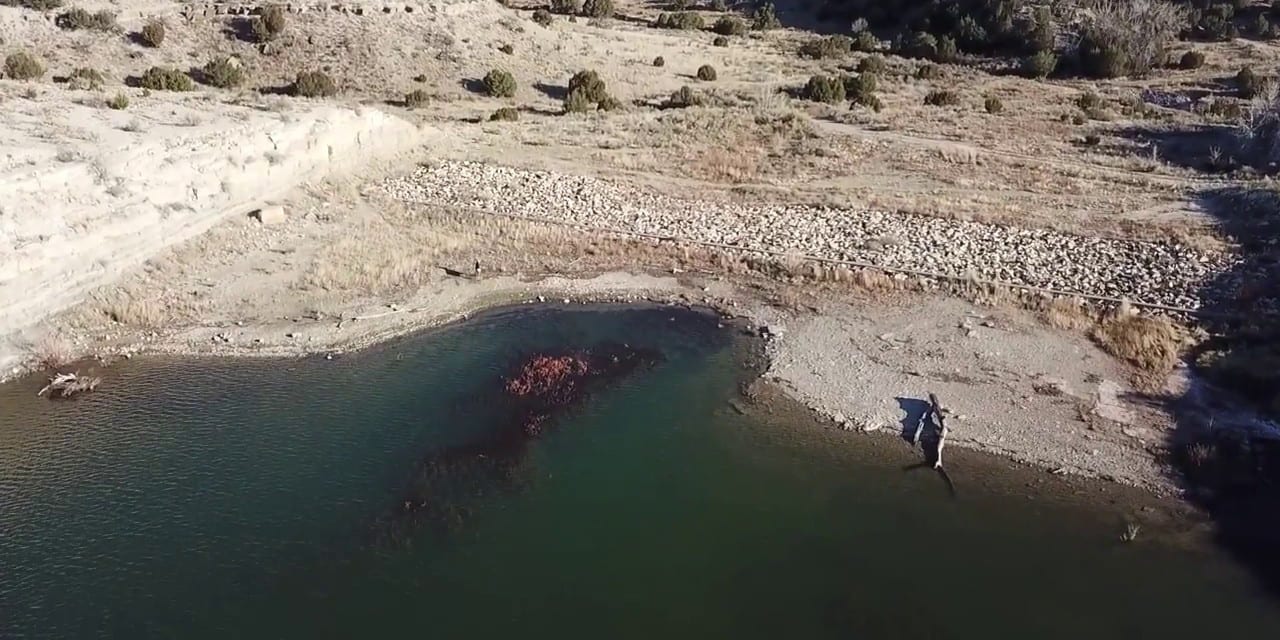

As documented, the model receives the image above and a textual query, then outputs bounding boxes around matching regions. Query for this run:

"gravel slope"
[380,161,1234,310]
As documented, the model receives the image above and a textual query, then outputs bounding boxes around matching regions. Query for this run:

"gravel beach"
[380,161,1234,310]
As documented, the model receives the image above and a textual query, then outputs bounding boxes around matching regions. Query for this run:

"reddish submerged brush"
[371,343,662,545]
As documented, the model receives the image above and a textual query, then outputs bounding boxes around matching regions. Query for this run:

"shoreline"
[5,269,1187,497]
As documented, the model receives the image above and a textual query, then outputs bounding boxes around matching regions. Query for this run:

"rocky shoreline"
[379,161,1233,311]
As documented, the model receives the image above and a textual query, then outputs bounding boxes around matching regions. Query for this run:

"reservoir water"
[2,305,1278,638]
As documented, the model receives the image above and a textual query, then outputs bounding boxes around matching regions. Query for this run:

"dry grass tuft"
[101,296,167,327]
[30,333,74,369]
[696,148,759,183]
[1091,312,1182,371]
[1041,296,1095,331]
[851,268,893,291]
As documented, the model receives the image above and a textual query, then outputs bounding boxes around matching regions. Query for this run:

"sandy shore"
[4,251,1186,495]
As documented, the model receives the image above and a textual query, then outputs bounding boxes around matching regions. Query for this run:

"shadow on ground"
[1157,184,1280,598]
[1114,124,1240,173]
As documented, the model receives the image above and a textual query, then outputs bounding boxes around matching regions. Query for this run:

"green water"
[2,305,1278,639]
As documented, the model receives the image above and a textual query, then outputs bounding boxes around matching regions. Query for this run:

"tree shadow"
[256,83,294,96]
[518,105,562,116]
[895,396,929,445]
[125,31,152,48]
[1155,183,1280,599]
[460,78,488,95]
[751,0,855,35]
[222,17,258,44]
[1113,123,1240,173]
[533,81,568,101]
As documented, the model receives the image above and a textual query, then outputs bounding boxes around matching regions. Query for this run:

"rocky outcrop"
[0,105,420,378]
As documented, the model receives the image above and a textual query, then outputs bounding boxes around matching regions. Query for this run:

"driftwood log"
[909,392,956,496]
[36,372,100,399]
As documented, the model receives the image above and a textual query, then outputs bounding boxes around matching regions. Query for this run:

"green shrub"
[851,92,882,112]
[568,69,608,102]
[11,0,63,9]
[67,66,104,90]
[667,85,702,108]
[934,35,958,62]
[405,89,430,108]
[672,0,689,9]
[751,3,779,30]
[845,73,879,110]
[139,66,193,92]
[483,69,517,97]
[923,89,960,106]
[262,5,286,35]
[490,107,520,121]
[984,95,1003,114]
[1253,13,1273,39]
[852,30,878,53]
[1023,7,1056,53]
[803,74,845,103]
[581,0,612,18]
[4,51,44,80]
[550,0,580,14]
[844,72,877,95]
[800,35,852,59]
[713,15,747,36]
[1205,98,1243,120]
[711,0,727,10]
[1023,50,1056,78]
[1077,1,1183,78]
[914,63,942,80]
[1179,50,1205,70]
[56,8,116,30]
[140,18,165,47]
[293,70,337,97]
[713,36,729,47]
[1237,66,1264,99]
[857,55,886,74]
[653,56,665,67]
[654,12,703,30]
[105,92,129,110]
[202,56,245,88]
[1194,8,1238,41]
[1083,133,1101,146]
[532,8,553,26]
[563,88,593,113]
[903,31,937,59]
[696,64,717,81]
[1076,91,1105,113]
[955,14,989,50]
[1078,39,1128,78]
[597,94,622,111]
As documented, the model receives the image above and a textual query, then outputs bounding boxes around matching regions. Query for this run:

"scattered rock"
[377,162,1232,310]
[250,205,286,225]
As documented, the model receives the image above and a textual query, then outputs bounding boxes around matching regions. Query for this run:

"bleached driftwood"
[909,392,955,496]
[37,372,100,399]
[926,392,948,470]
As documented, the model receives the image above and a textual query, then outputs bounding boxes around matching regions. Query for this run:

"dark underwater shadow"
[367,342,665,547]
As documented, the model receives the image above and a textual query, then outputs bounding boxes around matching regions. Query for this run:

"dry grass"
[1090,311,1182,372]
[29,333,73,369]
[696,147,761,183]
[1041,296,1095,331]
[99,295,167,327]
